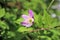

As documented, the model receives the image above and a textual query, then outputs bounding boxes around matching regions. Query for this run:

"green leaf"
[34,13,40,26]
[50,29,60,35]
[40,36,51,40]
[38,14,43,28]
[0,8,5,18]
[39,0,47,9]
[4,12,16,21]
[1,31,5,35]
[21,10,29,15]
[0,21,9,29]
[7,31,15,38]
[15,18,23,24]
[17,27,34,32]
[42,10,52,28]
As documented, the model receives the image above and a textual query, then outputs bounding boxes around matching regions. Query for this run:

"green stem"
[47,0,54,11]
[25,35,31,40]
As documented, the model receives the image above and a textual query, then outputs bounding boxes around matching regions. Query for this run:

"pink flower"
[21,10,34,27]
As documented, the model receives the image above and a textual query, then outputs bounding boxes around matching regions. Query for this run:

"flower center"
[27,17,34,23]
[29,19,32,22]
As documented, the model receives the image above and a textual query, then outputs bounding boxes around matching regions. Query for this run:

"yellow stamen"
[29,19,32,22]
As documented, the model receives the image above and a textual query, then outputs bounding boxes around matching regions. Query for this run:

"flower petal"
[26,23,32,27]
[21,22,32,27]
[21,22,27,26]
[29,10,34,18]
[22,15,29,19]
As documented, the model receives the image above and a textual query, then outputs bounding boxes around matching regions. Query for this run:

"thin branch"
[47,0,54,11]
[28,28,47,33]
[28,26,60,33]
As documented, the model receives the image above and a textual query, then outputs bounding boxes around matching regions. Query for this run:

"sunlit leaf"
[0,21,9,29]
[0,8,5,18]
[17,27,34,32]
[7,31,15,38]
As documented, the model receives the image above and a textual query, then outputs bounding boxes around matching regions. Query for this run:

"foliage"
[0,0,60,40]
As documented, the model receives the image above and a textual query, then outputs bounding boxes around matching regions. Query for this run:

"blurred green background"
[0,0,60,40]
